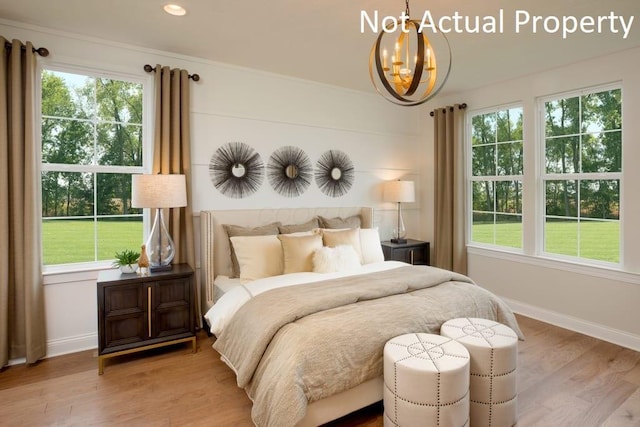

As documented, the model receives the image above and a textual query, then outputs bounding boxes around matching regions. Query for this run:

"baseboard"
[46,333,98,358]
[503,297,640,352]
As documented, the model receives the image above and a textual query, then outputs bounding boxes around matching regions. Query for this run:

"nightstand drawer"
[381,239,430,266]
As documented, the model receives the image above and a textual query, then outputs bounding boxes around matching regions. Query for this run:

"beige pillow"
[359,228,385,264]
[318,215,361,229]
[278,233,323,274]
[230,235,283,283]
[321,228,363,263]
[224,222,281,277]
[278,218,320,234]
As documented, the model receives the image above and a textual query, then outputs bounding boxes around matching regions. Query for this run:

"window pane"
[579,219,619,263]
[96,78,143,125]
[96,123,143,166]
[495,214,522,248]
[545,136,579,174]
[97,173,142,215]
[580,180,619,220]
[471,113,496,145]
[97,217,143,261]
[496,181,522,214]
[581,131,621,173]
[545,97,580,137]
[41,172,94,218]
[581,89,621,133]
[496,108,523,142]
[472,181,494,212]
[545,180,577,217]
[472,145,496,176]
[42,117,93,165]
[497,142,523,175]
[545,218,578,257]
[41,70,94,119]
[42,218,95,264]
[472,212,494,244]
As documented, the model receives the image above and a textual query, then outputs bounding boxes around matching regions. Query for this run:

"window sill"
[467,245,640,285]
[43,262,113,286]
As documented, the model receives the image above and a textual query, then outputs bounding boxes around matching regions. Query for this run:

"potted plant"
[112,249,140,274]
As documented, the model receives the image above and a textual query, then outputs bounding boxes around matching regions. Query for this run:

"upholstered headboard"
[199,207,374,309]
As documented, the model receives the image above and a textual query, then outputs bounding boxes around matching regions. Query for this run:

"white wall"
[0,19,426,357]
[420,46,640,350]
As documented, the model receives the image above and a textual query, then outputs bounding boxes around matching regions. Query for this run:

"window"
[542,86,621,264]
[469,106,524,249]
[41,69,146,266]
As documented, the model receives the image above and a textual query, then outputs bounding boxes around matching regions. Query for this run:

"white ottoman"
[440,318,518,427]
[383,333,470,427]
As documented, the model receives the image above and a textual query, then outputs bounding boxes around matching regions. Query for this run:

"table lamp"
[383,180,415,244]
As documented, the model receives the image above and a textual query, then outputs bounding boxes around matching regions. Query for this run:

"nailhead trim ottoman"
[440,318,518,427]
[383,333,470,427]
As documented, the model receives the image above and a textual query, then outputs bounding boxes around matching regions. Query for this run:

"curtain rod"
[144,64,200,82]
[429,103,467,117]
[4,41,49,57]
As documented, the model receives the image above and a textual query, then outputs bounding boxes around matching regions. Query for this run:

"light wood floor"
[1,314,639,426]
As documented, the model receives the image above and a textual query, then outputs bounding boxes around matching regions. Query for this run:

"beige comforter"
[213,265,523,427]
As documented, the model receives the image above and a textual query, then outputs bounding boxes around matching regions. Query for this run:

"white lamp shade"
[131,174,187,208]
[384,180,415,203]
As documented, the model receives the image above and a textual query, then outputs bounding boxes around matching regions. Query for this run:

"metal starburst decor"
[209,142,264,198]
[315,150,354,198]
[267,146,312,197]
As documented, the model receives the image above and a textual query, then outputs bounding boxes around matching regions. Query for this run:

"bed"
[200,207,523,427]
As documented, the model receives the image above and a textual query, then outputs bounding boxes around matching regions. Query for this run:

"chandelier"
[369,0,451,106]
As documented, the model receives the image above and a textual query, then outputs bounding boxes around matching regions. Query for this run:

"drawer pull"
[410,250,414,265]
[147,286,152,337]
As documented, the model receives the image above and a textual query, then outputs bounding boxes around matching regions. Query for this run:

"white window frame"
[466,103,525,252]
[537,83,622,268]
[39,63,153,274]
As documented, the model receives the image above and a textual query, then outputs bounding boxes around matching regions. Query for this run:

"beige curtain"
[0,38,46,367]
[152,65,197,315]
[433,104,467,274]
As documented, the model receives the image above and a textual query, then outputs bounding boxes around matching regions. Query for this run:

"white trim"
[46,333,98,358]
[503,296,640,352]
[468,246,640,285]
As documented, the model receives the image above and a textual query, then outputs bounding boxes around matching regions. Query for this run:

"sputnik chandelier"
[369,0,452,106]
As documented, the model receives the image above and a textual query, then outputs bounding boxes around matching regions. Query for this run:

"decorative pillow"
[313,245,361,273]
[320,228,363,263]
[278,233,323,274]
[223,222,281,277]
[318,215,362,229]
[359,228,385,264]
[278,218,320,234]
[229,235,283,283]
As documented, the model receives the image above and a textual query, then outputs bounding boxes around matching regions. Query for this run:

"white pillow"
[319,228,363,263]
[359,228,385,264]
[230,235,284,283]
[312,245,361,274]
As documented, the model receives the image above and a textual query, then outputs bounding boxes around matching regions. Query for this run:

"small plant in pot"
[112,249,140,274]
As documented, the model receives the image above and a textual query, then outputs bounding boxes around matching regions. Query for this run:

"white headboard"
[199,207,374,309]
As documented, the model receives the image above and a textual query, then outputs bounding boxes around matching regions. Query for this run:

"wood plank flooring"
[1,314,639,426]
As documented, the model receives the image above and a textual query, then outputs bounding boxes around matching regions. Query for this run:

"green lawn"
[43,219,143,265]
[472,220,619,263]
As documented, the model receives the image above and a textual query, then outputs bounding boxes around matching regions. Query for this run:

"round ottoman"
[383,333,470,427]
[440,318,518,427]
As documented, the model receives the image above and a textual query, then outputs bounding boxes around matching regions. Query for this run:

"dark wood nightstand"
[381,239,430,266]
[96,264,196,374]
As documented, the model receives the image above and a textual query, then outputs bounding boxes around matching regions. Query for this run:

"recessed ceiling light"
[163,4,186,16]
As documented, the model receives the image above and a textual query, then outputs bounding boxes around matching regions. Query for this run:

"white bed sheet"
[204,260,406,336]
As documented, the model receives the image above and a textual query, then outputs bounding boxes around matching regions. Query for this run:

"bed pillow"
[320,228,363,263]
[230,235,283,283]
[318,215,361,229]
[278,218,320,234]
[359,228,385,264]
[312,245,361,273]
[224,222,281,277]
[278,233,323,274]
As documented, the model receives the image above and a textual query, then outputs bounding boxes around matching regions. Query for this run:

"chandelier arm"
[373,27,410,103]
[402,21,424,97]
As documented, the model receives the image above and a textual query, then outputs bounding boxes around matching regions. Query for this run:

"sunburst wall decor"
[315,150,354,198]
[209,142,264,198]
[267,146,312,197]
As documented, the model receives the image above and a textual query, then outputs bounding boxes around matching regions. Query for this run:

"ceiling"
[0,0,638,97]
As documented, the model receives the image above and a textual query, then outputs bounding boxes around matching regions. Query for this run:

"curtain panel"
[151,65,197,318]
[433,104,467,274]
[0,38,46,366]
